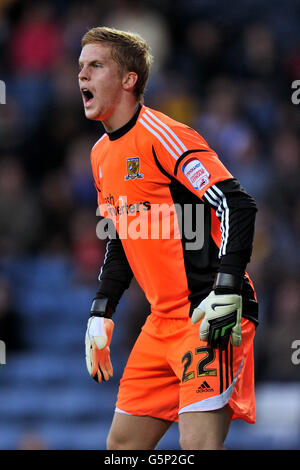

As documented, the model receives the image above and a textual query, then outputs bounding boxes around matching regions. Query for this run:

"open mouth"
[82,88,94,106]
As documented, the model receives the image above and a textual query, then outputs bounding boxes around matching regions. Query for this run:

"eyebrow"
[78,59,104,67]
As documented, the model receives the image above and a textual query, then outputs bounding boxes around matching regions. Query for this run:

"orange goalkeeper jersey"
[90,104,258,321]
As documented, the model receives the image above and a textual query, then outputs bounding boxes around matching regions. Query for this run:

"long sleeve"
[202,178,257,277]
[95,226,134,309]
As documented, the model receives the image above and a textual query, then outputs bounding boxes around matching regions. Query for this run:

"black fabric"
[90,296,115,319]
[213,273,244,293]
[95,232,134,308]
[211,178,258,277]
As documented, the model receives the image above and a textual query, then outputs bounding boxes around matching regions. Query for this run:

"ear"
[122,72,138,92]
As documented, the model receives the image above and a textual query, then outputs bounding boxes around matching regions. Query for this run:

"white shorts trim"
[115,407,132,415]
[178,359,243,414]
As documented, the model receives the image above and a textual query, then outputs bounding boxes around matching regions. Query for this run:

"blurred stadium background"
[0,0,299,450]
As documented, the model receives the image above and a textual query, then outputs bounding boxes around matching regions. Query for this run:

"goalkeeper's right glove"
[85,297,115,383]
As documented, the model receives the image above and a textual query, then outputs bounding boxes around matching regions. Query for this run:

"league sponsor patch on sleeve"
[181,157,210,190]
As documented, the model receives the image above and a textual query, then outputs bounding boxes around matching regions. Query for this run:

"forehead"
[79,43,113,63]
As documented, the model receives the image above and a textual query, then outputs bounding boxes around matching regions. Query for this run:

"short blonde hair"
[81,26,153,102]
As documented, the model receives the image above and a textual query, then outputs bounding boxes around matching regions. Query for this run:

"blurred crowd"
[0,0,299,387]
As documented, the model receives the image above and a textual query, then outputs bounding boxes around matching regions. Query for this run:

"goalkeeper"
[79,27,258,450]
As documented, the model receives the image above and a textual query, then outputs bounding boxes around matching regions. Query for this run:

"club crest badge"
[125,157,144,180]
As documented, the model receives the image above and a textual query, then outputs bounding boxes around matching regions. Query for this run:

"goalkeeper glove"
[85,297,115,383]
[191,273,242,350]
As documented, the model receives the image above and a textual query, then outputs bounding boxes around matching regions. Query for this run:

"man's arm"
[192,178,257,349]
[86,226,134,382]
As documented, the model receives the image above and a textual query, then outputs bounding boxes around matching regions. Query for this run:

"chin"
[85,109,100,120]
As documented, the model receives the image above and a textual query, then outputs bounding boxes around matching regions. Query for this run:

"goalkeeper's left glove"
[191,273,242,350]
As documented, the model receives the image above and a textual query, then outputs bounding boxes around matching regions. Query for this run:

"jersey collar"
[107,103,142,141]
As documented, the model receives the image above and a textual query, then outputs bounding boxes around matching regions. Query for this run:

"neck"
[101,98,140,133]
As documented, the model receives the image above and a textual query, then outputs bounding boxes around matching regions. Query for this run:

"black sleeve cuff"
[213,273,243,295]
[90,296,116,319]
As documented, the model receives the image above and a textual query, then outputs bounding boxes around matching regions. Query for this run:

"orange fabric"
[90,105,233,318]
[116,316,256,423]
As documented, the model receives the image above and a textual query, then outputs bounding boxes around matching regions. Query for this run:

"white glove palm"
[85,316,114,382]
[192,291,242,349]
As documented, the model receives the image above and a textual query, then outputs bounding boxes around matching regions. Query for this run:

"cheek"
[98,73,122,97]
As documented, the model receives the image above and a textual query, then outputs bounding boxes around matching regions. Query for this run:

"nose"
[78,65,89,81]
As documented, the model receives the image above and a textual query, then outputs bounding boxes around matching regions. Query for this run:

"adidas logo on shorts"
[196,381,214,393]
